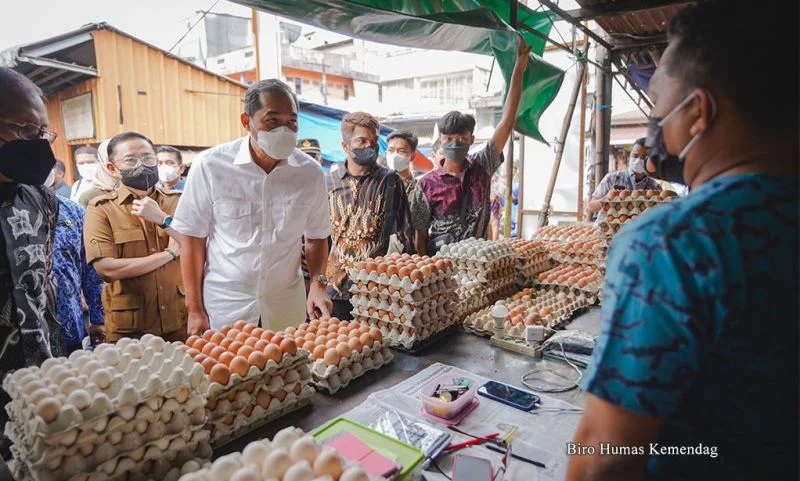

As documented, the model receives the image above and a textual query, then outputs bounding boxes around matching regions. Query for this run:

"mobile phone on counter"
[477,380,540,411]
[452,454,493,481]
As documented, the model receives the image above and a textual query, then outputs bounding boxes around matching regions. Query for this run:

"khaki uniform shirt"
[84,185,186,341]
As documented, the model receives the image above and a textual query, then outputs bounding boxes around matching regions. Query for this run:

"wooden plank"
[566,0,693,21]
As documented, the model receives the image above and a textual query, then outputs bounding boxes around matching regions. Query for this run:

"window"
[216,58,225,64]
[244,51,254,58]
[344,85,350,101]
[419,73,473,106]
[294,77,302,95]
[303,79,310,85]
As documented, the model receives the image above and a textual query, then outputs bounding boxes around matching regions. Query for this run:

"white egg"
[283,461,313,481]
[210,454,241,481]
[66,389,91,411]
[35,397,61,423]
[147,336,166,353]
[313,448,343,479]
[125,343,144,360]
[80,360,103,377]
[241,441,270,467]
[230,467,261,481]
[289,435,319,465]
[28,387,52,405]
[272,427,302,450]
[261,448,291,479]
[339,465,370,481]
[58,376,82,396]
[98,347,121,367]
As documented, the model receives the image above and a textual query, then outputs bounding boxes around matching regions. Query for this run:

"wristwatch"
[160,215,173,229]
[311,274,328,287]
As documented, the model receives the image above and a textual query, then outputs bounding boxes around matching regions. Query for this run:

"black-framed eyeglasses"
[0,118,57,143]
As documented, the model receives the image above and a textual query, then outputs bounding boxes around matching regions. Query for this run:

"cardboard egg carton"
[601,189,676,204]
[355,316,458,350]
[349,277,457,304]
[534,264,604,292]
[309,342,394,395]
[349,292,453,319]
[10,428,210,481]
[349,297,456,327]
[533,224,602,243]
[4,338,207,447]
[200,349,311,399]
[439,238,517,263]
[347,266,453,290]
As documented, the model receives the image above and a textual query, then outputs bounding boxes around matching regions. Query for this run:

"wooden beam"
[565,0,693,21]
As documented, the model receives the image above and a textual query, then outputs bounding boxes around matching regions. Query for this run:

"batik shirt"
[53,197,104,349]
[326,163,413,301]
[583,173,798,480]
[591,169,662,221]
[411,142,503,241]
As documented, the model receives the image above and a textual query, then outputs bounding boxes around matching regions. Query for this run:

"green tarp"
[234,0,565,143]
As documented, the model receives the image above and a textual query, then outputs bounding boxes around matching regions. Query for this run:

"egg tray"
[4,340,207,440]
[10,427,210,481]
[533,226,602,243]
[205,367,312,421]
[379,319,460,351]
[208,384,315,445]
[597,221,624,238]
[448,256,517,273]
[534,284,602,305]
[349,277,457,304]
[454,266,517,284]
[311,346,394,395]
[347,267,454,290]
[499,301,589,340]
[6,398,206,467]
[349,299,456,327]
[354,315,459,350]
[550,253,607,268]
[348,292,454,319]
[201,349,311,399]
[308,340,390,380]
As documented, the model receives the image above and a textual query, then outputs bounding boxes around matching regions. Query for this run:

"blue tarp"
[298,100,392,167]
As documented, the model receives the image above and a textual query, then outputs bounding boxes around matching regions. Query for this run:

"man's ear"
[240,113,251,131]
[178,164,186,176]
[688,88,714,137]
[106,162,116,173]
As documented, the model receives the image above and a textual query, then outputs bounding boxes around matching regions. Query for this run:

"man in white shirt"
[173,79,332,333]
[70,145,98,202]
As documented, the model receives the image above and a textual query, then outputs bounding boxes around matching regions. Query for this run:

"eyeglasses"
[0,118,57,143]
[116,155,157,169]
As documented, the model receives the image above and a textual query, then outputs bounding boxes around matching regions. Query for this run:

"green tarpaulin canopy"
[233,0,565,143]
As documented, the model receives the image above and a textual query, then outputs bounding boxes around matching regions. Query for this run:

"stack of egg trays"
[349,290,455,328]
[3,336,210,481]
[455,279,489,320]
[533,277,603,305]
[201,349,314,446]
[348,264,455,295]
[500,298,590,340]
[308,337,394,394]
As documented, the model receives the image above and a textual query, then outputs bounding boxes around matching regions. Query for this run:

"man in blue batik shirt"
[52,194,104,350]
[567,2,798,481]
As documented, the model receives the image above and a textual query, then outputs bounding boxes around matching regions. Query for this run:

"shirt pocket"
[109,293,142,331]
[213,201,253,240]
[113,227,146,259]
[275,198,311,241]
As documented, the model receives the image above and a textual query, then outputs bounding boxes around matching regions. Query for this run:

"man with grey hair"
[0,66,64,456]
[174,79,332,334]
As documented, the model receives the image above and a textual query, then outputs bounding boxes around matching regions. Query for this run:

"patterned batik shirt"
[326,163,413,301]
[583,173,798,481]
[411,142,503,242]
[53,197,104,350]
[591,169,662,221]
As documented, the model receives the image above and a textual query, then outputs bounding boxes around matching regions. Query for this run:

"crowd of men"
[0,0,797,478]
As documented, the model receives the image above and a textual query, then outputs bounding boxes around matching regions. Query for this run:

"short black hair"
[0,67,43,117]
[157,145,183,163]
[74,146,98,157]
[633,138,646,148]
[387,130,418,151]
[107,132,155,160]
[54,160,66,174]
[437,111,476,136]
[244,79,297,117]
[666,0,798,133]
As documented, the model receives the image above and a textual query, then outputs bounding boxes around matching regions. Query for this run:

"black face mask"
[121,164,159,191]
[0,138,56,185]
[645,117,685,184]
[442,141,470,162]
[351,146,378,167]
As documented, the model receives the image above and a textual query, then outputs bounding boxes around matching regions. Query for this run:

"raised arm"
[492,35,532,154]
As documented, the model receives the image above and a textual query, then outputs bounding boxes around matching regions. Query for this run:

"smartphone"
[452,454,493,481]
[477,380,540,411]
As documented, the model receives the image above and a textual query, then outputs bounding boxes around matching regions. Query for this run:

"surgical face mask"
[351,146,378,166]
[386,152,411,172]
[442,140,470,162]
[0,138,56,185]
[120,164,159,191]
[645,92,716,185]
[44,170,56,188]
[255,126,297,160]
[629,156,646,174]
[77,163,98,181]
[158,164,180,183]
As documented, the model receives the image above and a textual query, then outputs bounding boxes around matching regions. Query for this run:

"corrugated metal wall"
[47,28,247,182]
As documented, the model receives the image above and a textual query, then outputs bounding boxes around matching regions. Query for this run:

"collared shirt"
[411,142,503,241]
[590,169,662,221]
[173,136,331,330]
[84,185,185,341]
[583,173,798,480]
[70,178,94,203]
[326,163,413,300]
[54,182,72,198]
[400,174,417,201]
[159,177,186,191]
[53,197,104,349]
[0,183,62,370]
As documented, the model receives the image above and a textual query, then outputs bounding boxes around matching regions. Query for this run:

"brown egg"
[230,356,249,377]
[185,347,201,358]
[292,383,302,395]
[243,337,258,348]
[274,390,288,402]
[323,348,340,366]
[209,332,225,345]
[263,343,282,363]
[218,338,233,350]
[201,357,217,374]
[336,342,351,359]
[234,332,249,344]
[210,346,226,360]
[302,340,315,352]
[429,264,439,275]
[279,338,297,355]
[226,328,242,340]
[194,339,208,352]
[228,341,244,353]
[420,266,431,277]
[209,363,231,385]
[619,190,630,200]
[207,398,219,410]
[219,352,235,366]
[194,353,208,364]
[359,333,374,347]
[256,390,271,408]
[369,328,382,343]
[347,337,362,352]
[271,335,285,346]
[185,335,200,348]
[410,270,422,282]
[254,339,269,352]
[220,325,234,336]
[250,327,264,339]
[237,345,255,359]
[233,320,247,330]
[306,325,318,334]
[260,330,275,342]
[398,267,411,279]
[365,261,377,273]
[376,263,388,274]
[311,344,326,360]
[202,330,215,342]
[240,323,254,335]
[386,265,399,277]
[248,351,267,370]
[336,334,349,343]
[325,339,338,349]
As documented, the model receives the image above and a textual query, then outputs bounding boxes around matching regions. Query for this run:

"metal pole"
[577,45,588,221]
[538,41,589,228]
[503,136,514,238]
[251,9,261,79]
[594,42,611,188]
[516,135,525,237]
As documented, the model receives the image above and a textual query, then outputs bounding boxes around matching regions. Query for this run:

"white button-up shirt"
[172,136,331,330]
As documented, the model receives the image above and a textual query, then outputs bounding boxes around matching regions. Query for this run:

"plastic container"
[419,374,478,420]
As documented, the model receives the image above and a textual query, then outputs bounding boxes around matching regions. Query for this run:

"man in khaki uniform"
[84,132,187,342]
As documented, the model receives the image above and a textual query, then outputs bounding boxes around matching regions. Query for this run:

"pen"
[445,433,499,452]
[484,444,546,469]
